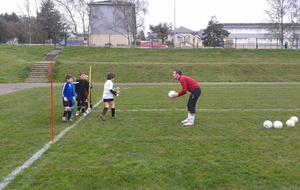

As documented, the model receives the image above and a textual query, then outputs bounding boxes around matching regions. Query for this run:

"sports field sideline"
[2,46,300,189]
[1,82,300,189]
[1,82,300,95]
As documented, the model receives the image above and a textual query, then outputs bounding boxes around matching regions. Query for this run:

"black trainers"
[100,114,106,121]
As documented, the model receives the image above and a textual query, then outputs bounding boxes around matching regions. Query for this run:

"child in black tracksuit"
[75,72,89,116]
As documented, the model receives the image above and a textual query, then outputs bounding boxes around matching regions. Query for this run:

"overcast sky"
[0,0,268,32]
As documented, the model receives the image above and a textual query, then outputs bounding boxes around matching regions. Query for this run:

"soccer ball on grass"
[263,120,273,129]
[286,119,295,128]
[273,121,283,129]
[290,116,298,123]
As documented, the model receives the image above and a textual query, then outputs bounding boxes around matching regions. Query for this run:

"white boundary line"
[0,99,103,190]
[92,108,300,112]
[0,101,298,189]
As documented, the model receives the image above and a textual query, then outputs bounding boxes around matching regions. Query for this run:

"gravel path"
[0,82,299,96]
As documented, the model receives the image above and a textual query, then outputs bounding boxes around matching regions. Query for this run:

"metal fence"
[224,38,299,49]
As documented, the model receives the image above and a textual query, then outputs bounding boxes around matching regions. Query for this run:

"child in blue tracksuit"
[62,74,76,122]
[70,82,76,119]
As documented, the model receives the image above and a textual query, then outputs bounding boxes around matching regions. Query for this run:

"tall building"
[89,0,136,46]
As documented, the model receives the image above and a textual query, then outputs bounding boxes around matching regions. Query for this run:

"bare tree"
[289,0,300,47]
[54,0,78,36]
[113,1,137,46]
[76,0,91,37]
[19,0,33,43]
[265,0,293,47]
[54,0,91,38]
[34,0,41,14]
[132,0,148,39]
[96,0,148,46]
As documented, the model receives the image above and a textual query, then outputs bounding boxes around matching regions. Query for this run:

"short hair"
[79,72,85,76]
[65,74,73,81]
[174,70,182,75]
[107,72,115,80]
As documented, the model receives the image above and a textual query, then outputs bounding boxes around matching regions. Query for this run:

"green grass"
[1,46,300,83]
[56,61,300,83]
[0,45,53,83]
[57,47,300,63]
[1,46,300,189]
[1,84,300,189]
[54,47,300,83]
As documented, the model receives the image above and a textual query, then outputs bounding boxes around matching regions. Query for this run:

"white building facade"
[222,23,300,49]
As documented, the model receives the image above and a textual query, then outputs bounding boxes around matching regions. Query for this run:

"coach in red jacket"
[172,70,202,126]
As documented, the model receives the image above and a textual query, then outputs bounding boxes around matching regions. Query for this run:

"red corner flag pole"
[50,62,55,142]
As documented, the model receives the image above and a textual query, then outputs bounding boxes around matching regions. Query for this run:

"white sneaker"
[75,111,80,116]
[83,112,87,116]
[181,118,189,123]
[62,117,67,122]
[183,121,194,126]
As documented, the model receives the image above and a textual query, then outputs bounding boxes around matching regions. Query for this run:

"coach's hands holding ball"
[172,92,179,98]
[168,90,178,99]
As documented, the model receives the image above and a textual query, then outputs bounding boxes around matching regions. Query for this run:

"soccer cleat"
[75,111,80,116]
[183,121,194,126]
[181,118,189,123]
[68,118,73,122]
[111,116,118,119]
[62,117,67,122]
[100,114,106,121]
[83,112,87,116]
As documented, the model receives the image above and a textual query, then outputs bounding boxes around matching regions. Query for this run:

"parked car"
[139,42,168,48]
[56,39,83,46]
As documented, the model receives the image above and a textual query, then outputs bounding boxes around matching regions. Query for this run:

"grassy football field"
[1,83,300,189]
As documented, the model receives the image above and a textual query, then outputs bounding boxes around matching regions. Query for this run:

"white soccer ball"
[290,116,298,123]
[286,119,295,128]
[263,120,273,129]
[273,121,283,129]
[168,90,176,98]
